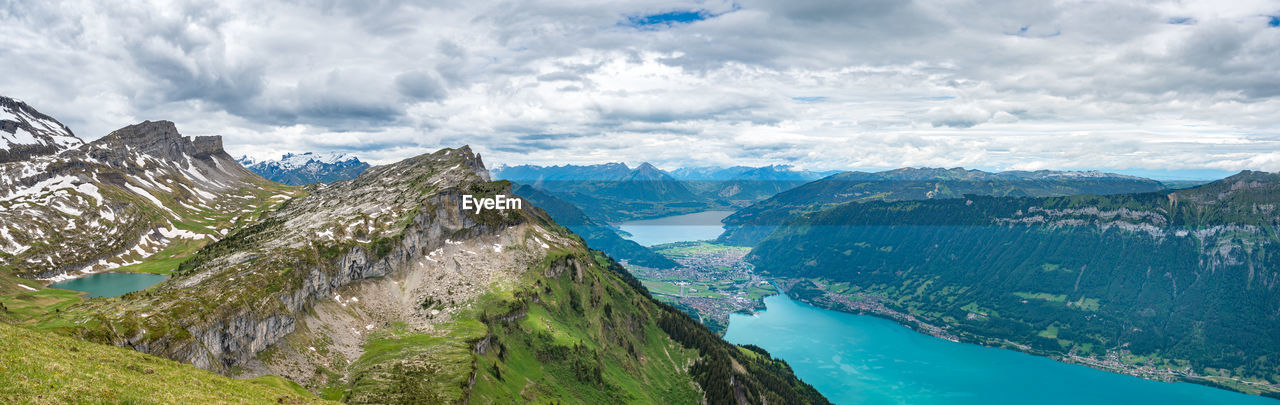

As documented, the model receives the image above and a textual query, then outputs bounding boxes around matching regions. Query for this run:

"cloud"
[395,71,448,101]
[0,0,1277,174]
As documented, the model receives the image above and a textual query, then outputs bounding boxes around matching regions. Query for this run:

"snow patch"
[156,226,207,240]
[0,175,78,203]
[123,182,173,215]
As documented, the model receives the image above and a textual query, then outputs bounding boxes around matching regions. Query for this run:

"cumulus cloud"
[0,0,1278,175]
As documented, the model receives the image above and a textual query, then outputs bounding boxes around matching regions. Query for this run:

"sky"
[1,0,1278,179]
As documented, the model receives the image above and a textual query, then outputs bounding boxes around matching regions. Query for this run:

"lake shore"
[726,291,1280,404]
[767,277,1280,399]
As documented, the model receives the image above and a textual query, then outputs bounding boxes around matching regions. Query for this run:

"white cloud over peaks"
[0,0,1277,173]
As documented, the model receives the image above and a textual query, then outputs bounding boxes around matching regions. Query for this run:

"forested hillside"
[750,171,1280,395]
[719,167,1167,245]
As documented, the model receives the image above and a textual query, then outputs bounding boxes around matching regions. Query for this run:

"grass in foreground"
[0,322,332,404]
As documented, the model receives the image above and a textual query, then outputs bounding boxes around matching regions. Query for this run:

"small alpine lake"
[724,293,1278,405]
[49,272,167,298]
[616,210,733,246]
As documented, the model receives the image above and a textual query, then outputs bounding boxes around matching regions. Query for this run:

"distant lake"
[50,272,167,298]
[725,293,1278,405]
[617,210,733,246]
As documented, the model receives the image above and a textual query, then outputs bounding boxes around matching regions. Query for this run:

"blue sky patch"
[627,10,710,28]
[1167,17,1196,25]
[1269,15,1280,27]
[624,5,740,29]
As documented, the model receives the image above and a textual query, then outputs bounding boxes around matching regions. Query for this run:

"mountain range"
[238,152,370,185]
[492,162,709,223]
[671,165,840,204]
[0,97,826,404]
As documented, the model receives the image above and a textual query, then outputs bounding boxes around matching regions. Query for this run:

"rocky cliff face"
[91,120,238,166]
[0,96,82,164]
[0,105,293,280]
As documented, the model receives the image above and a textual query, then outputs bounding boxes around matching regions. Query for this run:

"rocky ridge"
[0,107,294,281]
[0,96,82,163]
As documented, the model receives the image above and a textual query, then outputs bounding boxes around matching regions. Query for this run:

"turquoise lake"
[725,293,1278,405]
[49,272,167,298]
[616,210,733,246]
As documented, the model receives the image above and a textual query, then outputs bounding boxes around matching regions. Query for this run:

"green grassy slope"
[0,322,331,404]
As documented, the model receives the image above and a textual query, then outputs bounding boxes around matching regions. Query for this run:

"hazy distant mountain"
[670,165,839,181]
[718,167,1168,245]
[672,165,841,203]
[492,162,696,200]
[492,162,714,222]
[238,152,370,185]
[491,162,633,182]
[0,96,83,163]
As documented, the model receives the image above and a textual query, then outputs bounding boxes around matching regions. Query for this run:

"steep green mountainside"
[0,322,330,404]
[749,171,1280,395]
[719,167,1168,245]
[0,118,297,282]
[20,147,824,404]
[493,162,718,222]
[511,183,678,268]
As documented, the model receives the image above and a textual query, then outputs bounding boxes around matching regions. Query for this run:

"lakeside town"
[625,241,775,333]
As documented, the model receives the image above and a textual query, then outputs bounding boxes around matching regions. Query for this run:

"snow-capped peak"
[270,152,360,170]
[240,151,370,185]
